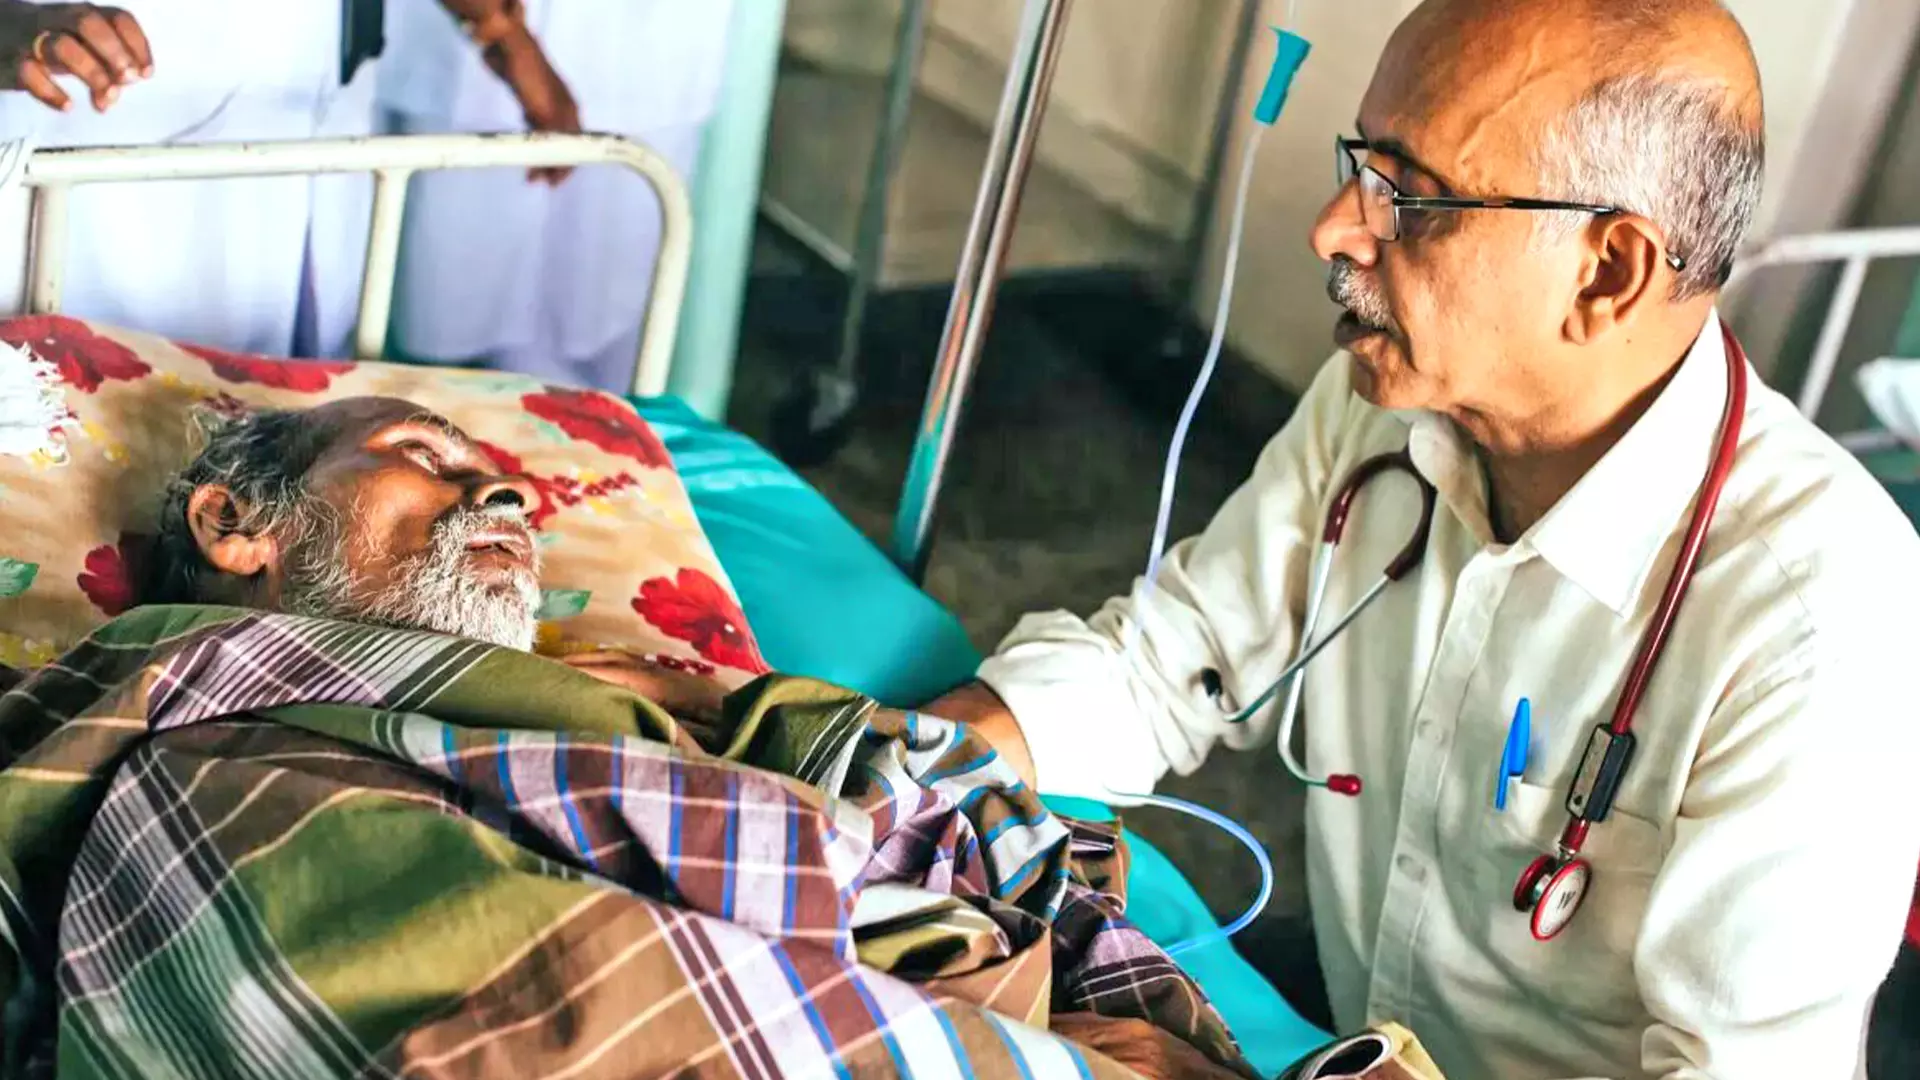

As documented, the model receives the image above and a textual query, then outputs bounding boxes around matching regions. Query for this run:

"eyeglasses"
[1335,137,1687,272]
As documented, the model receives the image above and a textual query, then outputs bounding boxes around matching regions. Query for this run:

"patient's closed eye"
[398,442,441,473]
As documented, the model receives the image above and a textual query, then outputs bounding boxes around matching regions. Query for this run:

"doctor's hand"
[0,2,150,113]
[923,681,1040,789]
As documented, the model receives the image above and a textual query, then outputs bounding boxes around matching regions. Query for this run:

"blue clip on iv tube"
[1110,28,1310,958]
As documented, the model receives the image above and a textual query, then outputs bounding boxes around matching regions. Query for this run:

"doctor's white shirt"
[976,316,1920,1079]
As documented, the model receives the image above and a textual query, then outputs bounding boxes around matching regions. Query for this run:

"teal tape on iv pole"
[1254,29,1311,126]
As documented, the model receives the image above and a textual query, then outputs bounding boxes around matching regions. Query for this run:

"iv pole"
[888,0,1074,583]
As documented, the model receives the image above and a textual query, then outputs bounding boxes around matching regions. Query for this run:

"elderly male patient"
[0,401,1262,1080]
[139,394,712,708]
[927,0,1920,1078]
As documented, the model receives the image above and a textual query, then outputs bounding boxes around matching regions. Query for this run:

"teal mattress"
[635,396,1330,1076]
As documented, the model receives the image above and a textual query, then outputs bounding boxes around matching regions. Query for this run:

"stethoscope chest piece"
[1513,853,1592,941]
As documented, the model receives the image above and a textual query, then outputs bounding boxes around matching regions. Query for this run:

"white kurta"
[378,0,734,393]
[0,0,374,357]
[976,317,1920,1079]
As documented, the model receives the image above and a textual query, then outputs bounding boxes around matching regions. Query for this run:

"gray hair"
[147,406,335,605]
[1532,71,1765,299]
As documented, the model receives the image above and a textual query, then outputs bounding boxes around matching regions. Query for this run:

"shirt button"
[1395,853,1426,882]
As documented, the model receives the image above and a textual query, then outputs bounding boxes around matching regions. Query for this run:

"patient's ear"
[185,485,278,578]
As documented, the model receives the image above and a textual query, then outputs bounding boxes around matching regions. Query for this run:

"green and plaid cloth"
[0,605,1253,1079]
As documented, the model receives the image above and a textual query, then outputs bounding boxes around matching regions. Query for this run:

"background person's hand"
[0,2,150,113]
[481,26,581,185]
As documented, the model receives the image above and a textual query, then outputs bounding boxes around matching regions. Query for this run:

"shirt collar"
[1402,312,1734,615]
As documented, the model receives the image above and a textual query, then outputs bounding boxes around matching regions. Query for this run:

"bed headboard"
[4,132,690,397]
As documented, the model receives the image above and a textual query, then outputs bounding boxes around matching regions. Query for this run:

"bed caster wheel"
[772,368,859,468]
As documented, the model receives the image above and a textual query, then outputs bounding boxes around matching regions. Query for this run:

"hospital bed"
[4,130,1332,1077]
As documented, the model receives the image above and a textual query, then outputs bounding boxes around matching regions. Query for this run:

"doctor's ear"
[184,485,279,578]
[1564,214,1666,344]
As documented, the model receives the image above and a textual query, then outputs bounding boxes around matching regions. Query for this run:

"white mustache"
[1327,257,1396,333]
[439,504,535,560]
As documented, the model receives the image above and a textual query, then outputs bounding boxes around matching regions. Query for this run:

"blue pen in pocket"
[1495,698,1531,812]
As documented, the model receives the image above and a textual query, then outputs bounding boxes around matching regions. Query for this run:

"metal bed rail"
[1725,224,1920,451]
[12,131,692,398]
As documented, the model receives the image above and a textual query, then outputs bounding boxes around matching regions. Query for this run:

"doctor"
[0,0,577,358]
[378,0,734,392]
[928,1,1920,1077]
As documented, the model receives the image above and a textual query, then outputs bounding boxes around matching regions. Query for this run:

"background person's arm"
[431,0,579,182]
[1629,619,1920,1078]
[926,356,1355,802]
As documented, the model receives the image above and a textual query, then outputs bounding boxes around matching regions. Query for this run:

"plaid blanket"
[0,606,1254,1079]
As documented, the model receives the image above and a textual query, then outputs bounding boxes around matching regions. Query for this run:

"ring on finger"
[29,30,55,64]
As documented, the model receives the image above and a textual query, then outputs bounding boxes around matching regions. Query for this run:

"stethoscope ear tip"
[1326,773,1362,796]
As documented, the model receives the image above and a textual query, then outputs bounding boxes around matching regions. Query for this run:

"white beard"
[283,503,541,651]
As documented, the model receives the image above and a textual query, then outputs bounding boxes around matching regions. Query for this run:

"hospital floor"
[726,230,1333,1026]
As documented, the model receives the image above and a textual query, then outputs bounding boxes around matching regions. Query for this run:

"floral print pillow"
[0,316,768,686]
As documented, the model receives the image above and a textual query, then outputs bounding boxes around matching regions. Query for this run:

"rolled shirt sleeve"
[975,354,1355,802]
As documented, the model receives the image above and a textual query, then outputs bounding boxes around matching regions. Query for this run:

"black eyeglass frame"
[1335,137,1687,272]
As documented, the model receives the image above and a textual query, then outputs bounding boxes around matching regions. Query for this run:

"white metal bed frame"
[1722,224,1920,453]
[11,132,692,398]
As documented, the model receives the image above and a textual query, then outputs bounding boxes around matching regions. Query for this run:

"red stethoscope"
[1207,324,1749,941]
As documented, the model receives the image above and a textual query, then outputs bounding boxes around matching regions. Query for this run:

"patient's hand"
[0,2,150,113]
[1048,1014,1247,1079]
[560,650,732,750]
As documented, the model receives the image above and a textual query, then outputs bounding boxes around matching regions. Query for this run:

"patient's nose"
[470,474,540,515]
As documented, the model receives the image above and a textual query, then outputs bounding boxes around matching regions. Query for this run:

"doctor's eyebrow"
[1354,121,1458,195]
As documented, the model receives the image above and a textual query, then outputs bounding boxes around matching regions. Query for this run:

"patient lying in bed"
[0,396,1256,1080]
[135,394,730,735]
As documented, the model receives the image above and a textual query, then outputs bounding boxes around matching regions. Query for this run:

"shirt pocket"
[1460,779,1670,1027]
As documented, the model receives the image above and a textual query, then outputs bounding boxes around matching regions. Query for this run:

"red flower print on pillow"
[631,569,766,673]
[183,343,355,393]
[522,387,670,468]
[77,535,148,617]
[0,315,150,393]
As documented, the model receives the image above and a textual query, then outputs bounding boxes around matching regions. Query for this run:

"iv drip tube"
[1109,26,1313,957]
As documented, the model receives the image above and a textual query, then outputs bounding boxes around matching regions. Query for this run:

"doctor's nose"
[1311,180,1381,267]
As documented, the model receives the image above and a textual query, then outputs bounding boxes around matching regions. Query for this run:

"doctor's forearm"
[922,681,1038,789]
